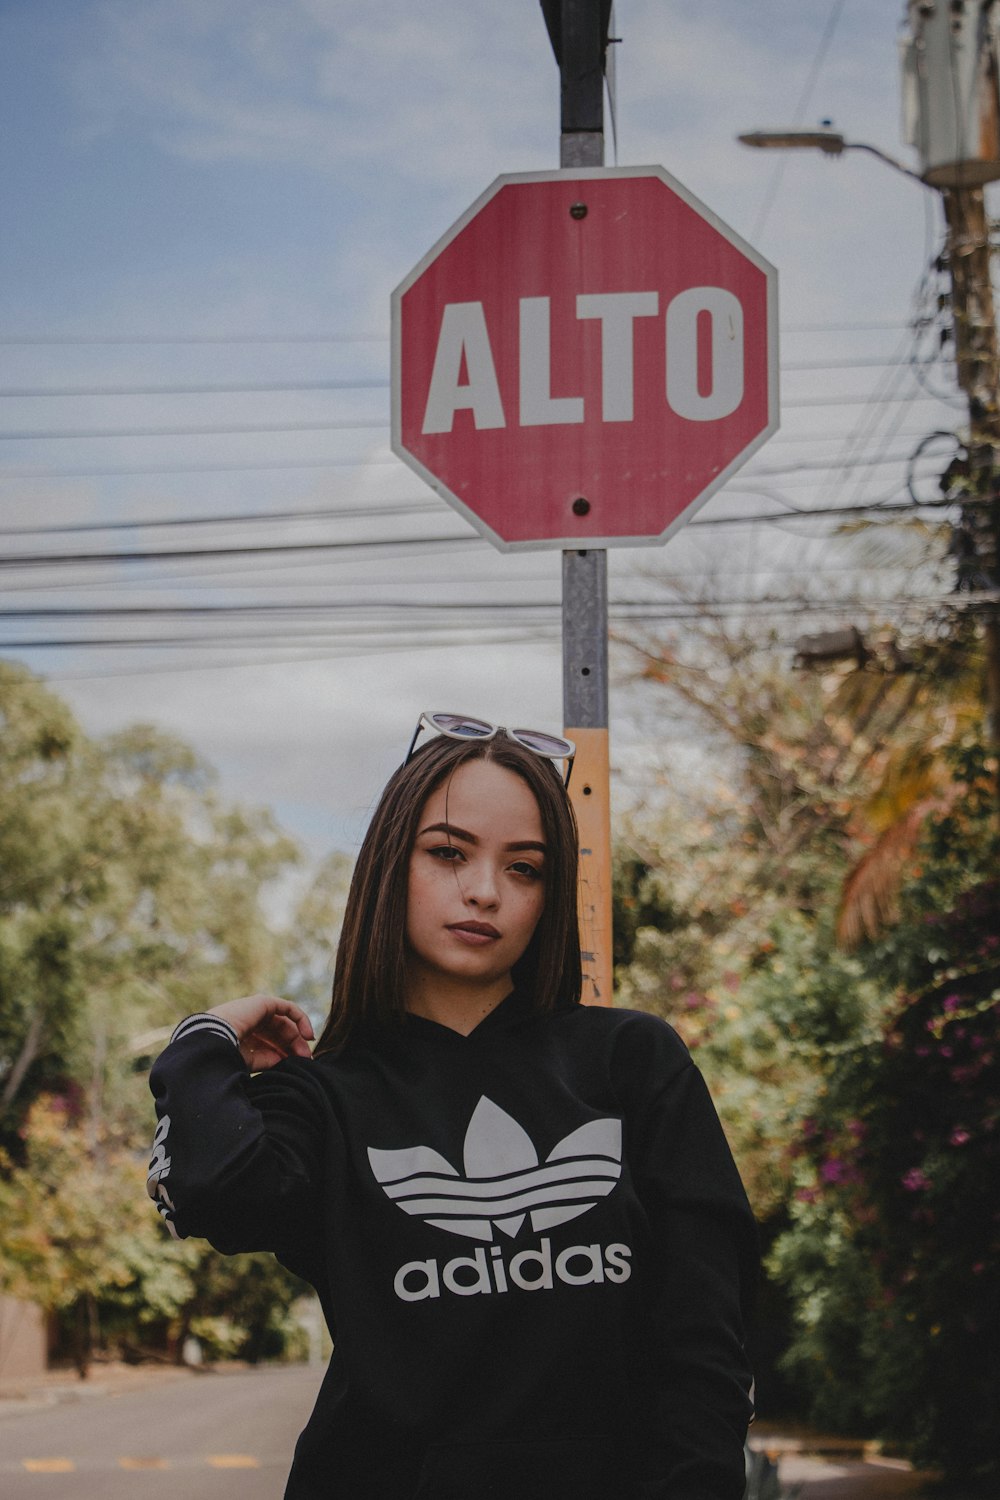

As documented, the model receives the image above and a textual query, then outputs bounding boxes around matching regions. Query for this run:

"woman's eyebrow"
[418,821,475,843]
[416,823,546,855]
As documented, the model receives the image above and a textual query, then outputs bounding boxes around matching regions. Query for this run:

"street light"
[738,118,1000,752]
[737,127,927,185]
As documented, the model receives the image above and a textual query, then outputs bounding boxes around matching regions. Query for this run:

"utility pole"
[743,4,1000,761]
[904,1,1000,754]
[941,185,1000,749]
[542,0,614,1005]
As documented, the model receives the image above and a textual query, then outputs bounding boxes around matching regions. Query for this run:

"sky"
[0,1,977,859]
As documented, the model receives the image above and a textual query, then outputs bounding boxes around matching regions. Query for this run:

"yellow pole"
[566,726,613,1006]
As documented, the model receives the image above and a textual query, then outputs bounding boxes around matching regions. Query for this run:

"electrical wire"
[1,592,985,657]
[0,391,956,444]
[0,496,964,574]
[749,0,849,240]
[0,355,927,398]
[0,417,388,442]
[0,319,912,344]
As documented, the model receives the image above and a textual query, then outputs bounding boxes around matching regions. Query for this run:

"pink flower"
[902,1168,931,1192]
[943,995,961,1013]
[821,1159,847,1184]
[949,1128,971,1146]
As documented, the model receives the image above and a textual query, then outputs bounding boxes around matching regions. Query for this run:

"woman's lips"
[447,921,500,944]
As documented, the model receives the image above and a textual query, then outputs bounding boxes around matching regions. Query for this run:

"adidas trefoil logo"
[367,1095,622,1244]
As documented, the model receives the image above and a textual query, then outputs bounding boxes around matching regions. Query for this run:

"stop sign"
[391,167,777,551]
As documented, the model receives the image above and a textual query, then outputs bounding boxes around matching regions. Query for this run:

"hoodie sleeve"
[616,1017,758,1500]
[147,1012,330,1261]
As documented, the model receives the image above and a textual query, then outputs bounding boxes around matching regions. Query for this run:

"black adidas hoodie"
[147,992,757,1500]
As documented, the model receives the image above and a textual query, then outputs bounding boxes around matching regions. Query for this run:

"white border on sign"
[390,165,780,553]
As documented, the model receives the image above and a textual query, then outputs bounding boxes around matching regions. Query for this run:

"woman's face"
[404,758,547,1010]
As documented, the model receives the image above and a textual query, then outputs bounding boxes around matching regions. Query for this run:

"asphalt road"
[0,1364,324,1500]
[1,1364,937,1500]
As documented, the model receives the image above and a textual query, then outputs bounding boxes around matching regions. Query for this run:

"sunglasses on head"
[405,712,575,788]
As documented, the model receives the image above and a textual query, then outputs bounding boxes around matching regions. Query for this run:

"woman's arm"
[147,998,328,1258]
[618,1020,758,1500]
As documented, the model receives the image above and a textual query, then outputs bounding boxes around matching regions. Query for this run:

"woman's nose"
[464,863,500,908]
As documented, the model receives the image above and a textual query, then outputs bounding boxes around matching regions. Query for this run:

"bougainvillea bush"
[771,745,1000,1486]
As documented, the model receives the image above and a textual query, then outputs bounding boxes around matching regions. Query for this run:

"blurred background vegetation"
[1,606,997,1485]
[0,656,349,1373]
[611,605,999,1489]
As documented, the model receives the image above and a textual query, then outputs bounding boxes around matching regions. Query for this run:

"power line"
[0,393,959,444]
[781,390,958,411]
[750,0,849,240]
[0,356,935,400]
[0,500,443,537]
[0,424,956,479]
[0,534,474,568]
[0,457,403,479]
[0,417,387,442]
[0,497,961,570]
[1,591,985,652]
[0,378,391,399]
[0,319,911,346]
[780,320,912,333]
[0,333,391,346]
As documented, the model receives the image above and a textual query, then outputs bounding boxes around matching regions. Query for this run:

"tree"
[0,662,302,1148]
[0,662,89,1133]
[0,1094,309,1374]
[769,742,1000,1486]
[0,660,332,1367]
[279,849,353,1030]
[611,612,998,1470]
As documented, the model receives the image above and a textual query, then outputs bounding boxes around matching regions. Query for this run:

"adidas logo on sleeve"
[368,1096,632,1303]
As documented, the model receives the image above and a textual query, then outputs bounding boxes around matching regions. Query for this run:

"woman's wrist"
[170,1012,241,1049]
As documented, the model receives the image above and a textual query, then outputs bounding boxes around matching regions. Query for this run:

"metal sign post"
[557,0,612,1005]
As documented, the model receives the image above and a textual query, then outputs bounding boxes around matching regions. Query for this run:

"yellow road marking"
[119,1456,170,1469]
[207,1454,260,1468]
[23,1459,76,1473]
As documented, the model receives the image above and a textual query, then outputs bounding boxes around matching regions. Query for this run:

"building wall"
[0,1296,47,1381]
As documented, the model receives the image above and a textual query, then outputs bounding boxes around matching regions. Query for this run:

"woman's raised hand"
[208,995,315,1071]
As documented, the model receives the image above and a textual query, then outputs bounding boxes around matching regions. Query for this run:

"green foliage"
[0,660,344,1368]
[0,1096,308,1372]
[700,913,883,1218]
[614,612,999,1479]
[0,661,303,1147]
[182,1251,312,1365]
[279,849,353,1030]
[0,1096,194,1370]
[768,745,1000,1484]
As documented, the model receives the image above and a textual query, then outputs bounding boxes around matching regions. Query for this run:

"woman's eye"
[510,861,543,880]
[429,844,463,862]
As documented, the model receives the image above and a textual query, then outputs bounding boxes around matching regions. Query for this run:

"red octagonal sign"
[392,167,778,551]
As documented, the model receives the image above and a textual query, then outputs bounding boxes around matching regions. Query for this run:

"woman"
[148,713,757,1500]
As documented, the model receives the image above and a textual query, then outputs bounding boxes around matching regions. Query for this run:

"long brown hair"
[313,733,581,1055]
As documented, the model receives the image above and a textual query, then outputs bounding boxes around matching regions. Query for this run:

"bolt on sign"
[392,166,778,551]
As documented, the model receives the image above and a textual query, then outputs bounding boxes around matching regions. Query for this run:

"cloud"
[74,0,553,188]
